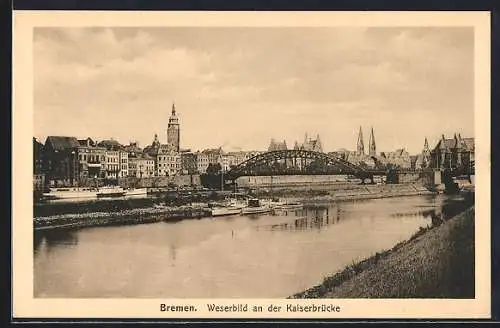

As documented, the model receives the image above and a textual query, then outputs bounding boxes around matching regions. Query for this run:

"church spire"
[369,127,376,157]
[357,126,365,155]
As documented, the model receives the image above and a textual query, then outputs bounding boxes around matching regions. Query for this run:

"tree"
[307,159,326,173]
[206,163,222,175]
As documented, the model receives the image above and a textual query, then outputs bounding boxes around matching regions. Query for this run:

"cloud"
[33,27,474,153]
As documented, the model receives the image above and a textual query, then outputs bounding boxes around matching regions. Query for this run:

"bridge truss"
[225,149,378,183]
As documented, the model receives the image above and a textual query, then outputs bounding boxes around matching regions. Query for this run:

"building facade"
[77,138,106,182]
[97,139,124,180]
[196,151,210,174]
[157,144,181,176]
[43,136,80,187]
[33,138,45,190]
[128,156,138,177]
[431,133,474,170]
[104,150,120,180]
[136,154,155,178]
[119,151,129,178]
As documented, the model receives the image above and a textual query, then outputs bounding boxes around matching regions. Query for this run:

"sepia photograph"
[13,11,490,319]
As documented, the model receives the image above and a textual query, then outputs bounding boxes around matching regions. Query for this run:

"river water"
[33,194,469,298]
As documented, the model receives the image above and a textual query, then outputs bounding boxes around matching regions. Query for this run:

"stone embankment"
[34,205,210,231]
[290,203,475,299]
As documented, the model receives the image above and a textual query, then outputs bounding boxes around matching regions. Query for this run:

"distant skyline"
[34,27,474,154]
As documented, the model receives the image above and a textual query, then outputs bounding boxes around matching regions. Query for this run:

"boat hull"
[97,192,126,198]
[42,190,98,200]
[211,207,242,217]
[241,207,272,215]
[125,188,148,196]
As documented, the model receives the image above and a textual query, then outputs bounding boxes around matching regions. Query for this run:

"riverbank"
[33,184,439,230]
[34,205,210,230]
[290,204,475,298]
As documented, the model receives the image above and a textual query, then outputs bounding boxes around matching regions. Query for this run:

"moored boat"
[210,206,242,217]
[42,187,98,200]
[241,198,272,215]
[125,188,148,197]
[276,202,303,210]
[96,186,126,198]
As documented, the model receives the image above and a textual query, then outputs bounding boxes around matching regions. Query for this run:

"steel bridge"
[224,149,386,184]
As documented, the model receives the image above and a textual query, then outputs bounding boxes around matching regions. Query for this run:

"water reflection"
[34,229,79,253]
[266,192,474,233]
[268,206,340,232]
[33,194,474,298]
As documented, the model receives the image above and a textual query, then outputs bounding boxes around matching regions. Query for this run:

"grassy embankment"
[291,205,475,298]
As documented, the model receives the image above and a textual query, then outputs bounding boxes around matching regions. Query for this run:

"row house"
[119,151,129,178]
[226,151,247,168]
[124,141,143,177]
[196,148,224,173]
[128,154,155,178]
[137,154,156,178]
[97,139,128,180]
[128,156,138,177]
[196,152,210,173]
[157,144,181,176]
[104,150,120,180]
[77,138,106,180]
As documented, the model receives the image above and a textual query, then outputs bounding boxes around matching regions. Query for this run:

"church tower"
[167,102,180,152]
[369,127,376,157]
[357,126,365,155]
[423,137,430,156]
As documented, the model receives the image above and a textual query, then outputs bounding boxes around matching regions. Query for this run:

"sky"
[33,27,474,154]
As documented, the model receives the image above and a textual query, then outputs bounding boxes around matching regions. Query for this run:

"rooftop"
[45,136,80,151]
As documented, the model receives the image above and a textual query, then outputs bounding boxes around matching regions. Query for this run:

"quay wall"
[236,175,360,187]
[251,183,435,201]
[236,170,442,189]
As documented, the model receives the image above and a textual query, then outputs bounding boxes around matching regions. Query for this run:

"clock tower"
[167,102,180,152]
